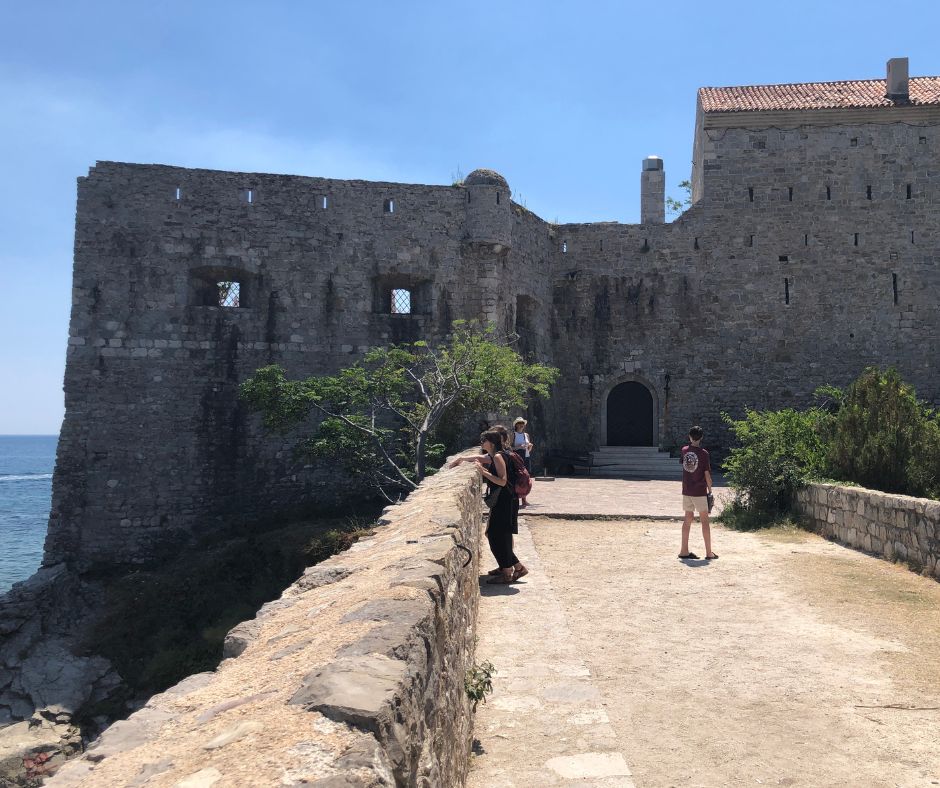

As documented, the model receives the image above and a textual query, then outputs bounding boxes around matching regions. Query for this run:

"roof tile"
[700,77,940,113]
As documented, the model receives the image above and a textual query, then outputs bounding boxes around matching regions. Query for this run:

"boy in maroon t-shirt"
[679,425,717,560]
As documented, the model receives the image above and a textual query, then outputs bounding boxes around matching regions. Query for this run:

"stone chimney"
[886,57,909,102]
[640,156,665,224]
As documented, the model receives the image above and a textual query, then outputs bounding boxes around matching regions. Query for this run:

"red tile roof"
[700,76,940,113]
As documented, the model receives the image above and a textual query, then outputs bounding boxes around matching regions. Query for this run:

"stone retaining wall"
[794,483,940,579]
[47,458,484,787]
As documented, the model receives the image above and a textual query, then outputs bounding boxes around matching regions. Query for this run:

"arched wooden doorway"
[606,381,654,446]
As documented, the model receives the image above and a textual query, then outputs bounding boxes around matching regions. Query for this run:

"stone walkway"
[523,477,729,519]
[468,480,940,787]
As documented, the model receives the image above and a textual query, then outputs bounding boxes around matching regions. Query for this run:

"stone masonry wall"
[46,106,940,571]
[49,162,515,569]
[795,483,940,579]
[544,117,940,455]
[46,456,485,787]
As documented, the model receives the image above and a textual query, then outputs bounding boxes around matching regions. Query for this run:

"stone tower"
[640,155,665,224]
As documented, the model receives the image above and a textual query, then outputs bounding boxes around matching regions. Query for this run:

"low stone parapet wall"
[48,458,484,787]
[794,483,940,579]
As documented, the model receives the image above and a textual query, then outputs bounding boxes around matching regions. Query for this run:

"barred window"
[391,288,411,314]
[218,281,240,308]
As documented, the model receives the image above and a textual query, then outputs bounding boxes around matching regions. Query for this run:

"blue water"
[0,435,57,593]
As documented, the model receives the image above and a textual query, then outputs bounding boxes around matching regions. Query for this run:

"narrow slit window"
[911,230,915,244]
[919,136,927,144]
[779,255,789,262]
[748,234,755,247]
[496,192,500,205]
[850,137,858,147]
[384,198,395,214]
[804,233,809,246]
[240,188,254,204]
[826,186,831,200]
[694,237,700,250]
[854,233,859,247]
[247,189,253,204]
[866,185,872,200]
[784,278,790,305]
[391,288,411,314]
[322,196,329,209]
[748,187,754,202]
[892,273,898,305]
[218,281,240,308]
[788,186,793,202]
[906,184,912,199]
[562,241,568,254]
[175,186,181,201]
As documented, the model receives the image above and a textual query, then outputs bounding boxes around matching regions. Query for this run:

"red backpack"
[501,450,533,497]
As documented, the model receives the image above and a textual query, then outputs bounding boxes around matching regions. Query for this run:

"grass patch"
[81,513,377,718]
[716,499,811,535]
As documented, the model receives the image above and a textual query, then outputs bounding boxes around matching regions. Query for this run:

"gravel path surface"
[470,510,940,787]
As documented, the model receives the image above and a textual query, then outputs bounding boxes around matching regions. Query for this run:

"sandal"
[486,567,503,576]
[512,565,529,581]
[678,552,700,560]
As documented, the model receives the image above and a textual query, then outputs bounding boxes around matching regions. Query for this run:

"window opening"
[391,288,411,314]
[779,255,789,262]
[866,185,872,200]
[826,186,831,200]
[906,184,912,199]
[694,237,700,250]
[322,196,329,209]
[748,234,754,247]
[911,230,915,244]
[804,233,809,246]
[562,241,568,254]
[788,186,793,202]
[892,273,898,304]
[784,278,790,305]
[496,192,500,205]
[218,281,240,308]
[175,186,181,201]
[748,187,754,202]
[850,138,858,147]
[384,198,395,214]
[854,233,859,246]
[919,136,927,144]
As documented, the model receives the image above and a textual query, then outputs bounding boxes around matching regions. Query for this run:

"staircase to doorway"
[589,446,681,479]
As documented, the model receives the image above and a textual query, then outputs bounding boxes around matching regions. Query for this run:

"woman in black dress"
[477,430,521,584]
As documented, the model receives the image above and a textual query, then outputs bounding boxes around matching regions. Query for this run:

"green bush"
[721,406,830,516]
[826,367,940,498]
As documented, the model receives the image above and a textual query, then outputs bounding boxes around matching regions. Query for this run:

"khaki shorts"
[683,495,709,514]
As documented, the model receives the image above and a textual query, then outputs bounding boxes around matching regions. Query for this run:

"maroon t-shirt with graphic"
[680,444,711,496]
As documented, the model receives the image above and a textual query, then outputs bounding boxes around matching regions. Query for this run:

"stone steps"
[589,446,681,480]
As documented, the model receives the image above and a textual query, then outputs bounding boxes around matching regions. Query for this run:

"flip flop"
[678,552,700,560]
[705,554,719,560]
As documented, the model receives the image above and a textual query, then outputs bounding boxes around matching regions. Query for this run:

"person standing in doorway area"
[511,418,534,508]
[679,425,717,561]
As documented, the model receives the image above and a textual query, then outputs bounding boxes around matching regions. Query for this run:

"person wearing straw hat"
[511,417,534,507]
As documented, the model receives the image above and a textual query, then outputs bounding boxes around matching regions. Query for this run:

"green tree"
[825,367,940,497]
[665,179,692,220]
[240,321,558,501]
[721,406,830,516]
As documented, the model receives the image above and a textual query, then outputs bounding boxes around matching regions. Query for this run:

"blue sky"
[1,0,938,434]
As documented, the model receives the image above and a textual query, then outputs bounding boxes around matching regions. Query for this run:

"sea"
[0,435,57,594]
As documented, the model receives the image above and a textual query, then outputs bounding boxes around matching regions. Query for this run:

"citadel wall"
[46,97,940,570]
[544,116,940,456]
[49,164,515,568]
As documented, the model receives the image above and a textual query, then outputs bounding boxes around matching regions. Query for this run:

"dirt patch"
[528,516,940,787]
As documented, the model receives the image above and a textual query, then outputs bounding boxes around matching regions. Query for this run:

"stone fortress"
[0,54,937,784]
[46,57,940,572]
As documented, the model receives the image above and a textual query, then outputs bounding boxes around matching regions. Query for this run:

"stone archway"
[601,377,658,447]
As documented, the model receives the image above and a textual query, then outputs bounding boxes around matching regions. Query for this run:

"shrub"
[721,406,830,516]
[826,367,940,498]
